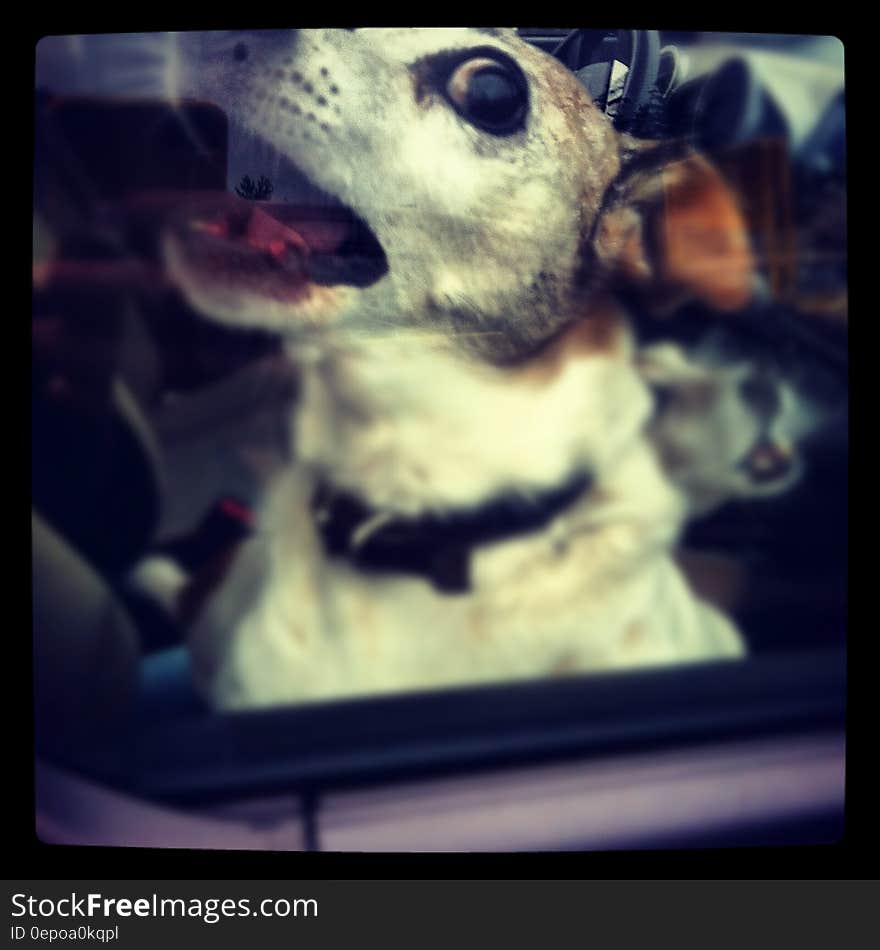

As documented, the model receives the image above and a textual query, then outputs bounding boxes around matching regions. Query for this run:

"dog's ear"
[594,138,755,314]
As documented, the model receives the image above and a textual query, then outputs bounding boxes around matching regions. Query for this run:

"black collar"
[312,471,593,594]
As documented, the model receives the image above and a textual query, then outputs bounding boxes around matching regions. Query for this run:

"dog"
[158,28,757,709]
[638,334,820,518]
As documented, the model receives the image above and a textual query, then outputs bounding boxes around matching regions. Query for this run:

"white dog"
[158,28,756,708]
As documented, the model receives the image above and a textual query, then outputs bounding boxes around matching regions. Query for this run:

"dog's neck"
[288,301,652,516]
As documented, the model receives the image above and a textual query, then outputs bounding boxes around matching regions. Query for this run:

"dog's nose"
[743,440,793,483]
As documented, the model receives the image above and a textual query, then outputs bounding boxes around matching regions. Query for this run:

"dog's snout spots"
[233,42,248,62]
[279,98,302,115]
[271,60,339,135]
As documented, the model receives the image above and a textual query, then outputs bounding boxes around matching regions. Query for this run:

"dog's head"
[165,28,754,363]
[639,339,819,514]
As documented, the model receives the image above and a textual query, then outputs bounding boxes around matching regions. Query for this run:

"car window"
[33,28,846,850]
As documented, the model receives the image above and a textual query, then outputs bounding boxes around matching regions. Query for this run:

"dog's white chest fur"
[189,332,743,709]
[293,333,646,513]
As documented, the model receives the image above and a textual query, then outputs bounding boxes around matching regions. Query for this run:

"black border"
[23,11,866,881]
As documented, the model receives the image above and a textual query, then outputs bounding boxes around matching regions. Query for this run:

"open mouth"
[127,146,388,316]
[163,183,389,304]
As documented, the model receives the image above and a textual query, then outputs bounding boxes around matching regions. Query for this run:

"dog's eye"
[446,56,528,134]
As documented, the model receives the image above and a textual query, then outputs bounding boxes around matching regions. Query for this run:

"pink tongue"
[245,205,353,257]
[246,206,310,258]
